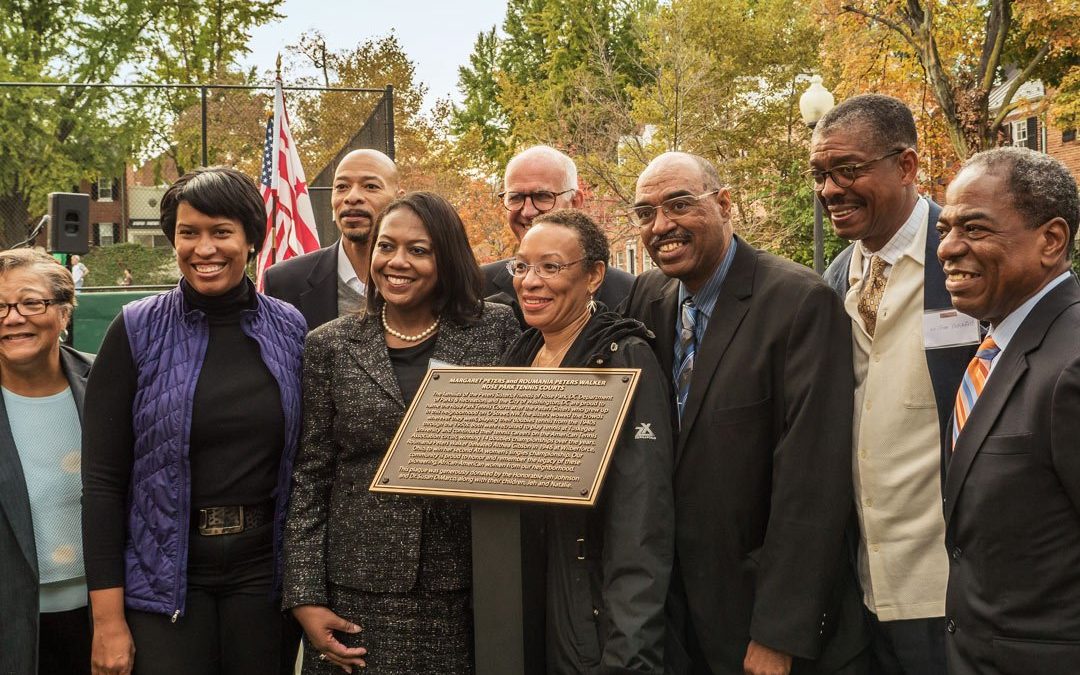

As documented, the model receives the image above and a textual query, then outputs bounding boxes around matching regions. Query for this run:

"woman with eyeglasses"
[283,191,519,674]
[0,249,93,675]
[501,208,675,673]
[82,167,307,675]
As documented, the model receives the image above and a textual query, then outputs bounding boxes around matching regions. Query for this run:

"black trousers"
[126,522,301,675]
[39,605,92,674]
[868,614,946,675]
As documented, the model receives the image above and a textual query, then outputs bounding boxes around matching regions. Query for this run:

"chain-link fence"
[0,82,395,250]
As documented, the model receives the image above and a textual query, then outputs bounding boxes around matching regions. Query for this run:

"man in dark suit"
[937,148,1080,675]
[482,145,633,326]
[621,152,867,674]
[264,149,404,329]
[816,95,977,675]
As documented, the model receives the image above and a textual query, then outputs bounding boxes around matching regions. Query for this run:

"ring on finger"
[318,653,329,662]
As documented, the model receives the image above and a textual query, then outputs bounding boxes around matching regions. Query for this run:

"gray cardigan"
[0,345,93,675]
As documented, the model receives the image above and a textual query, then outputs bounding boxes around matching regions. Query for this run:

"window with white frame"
[1011,120,1029,148]
[97,177,113,201]
[614,250,625,271]
[626,243,637,275]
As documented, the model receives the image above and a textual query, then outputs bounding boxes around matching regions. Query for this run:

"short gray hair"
[814,94,918,154]
[963,147,1079,256]
[505,145,578,191]
[0,249,77,315]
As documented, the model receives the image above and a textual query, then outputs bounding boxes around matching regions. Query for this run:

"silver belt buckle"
[199,505,245,536]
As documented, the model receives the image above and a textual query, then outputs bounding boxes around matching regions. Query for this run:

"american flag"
[255,81,320,291]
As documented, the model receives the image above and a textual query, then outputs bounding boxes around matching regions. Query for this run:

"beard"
[342,228,371,245]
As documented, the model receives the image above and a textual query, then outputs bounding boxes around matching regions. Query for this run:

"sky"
[243,1,509,113]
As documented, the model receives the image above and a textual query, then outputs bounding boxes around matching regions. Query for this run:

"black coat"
[622,239,865,674]
[943,276,1080,674]
[503,310,675,675]
[264,242,340,331]
[0,346,92,675]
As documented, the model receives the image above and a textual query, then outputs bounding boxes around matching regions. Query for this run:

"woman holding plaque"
[283,191,519,674]
[502,208,675,674]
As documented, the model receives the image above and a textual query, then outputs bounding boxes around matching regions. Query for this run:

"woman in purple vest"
[282,192,519,674]
[81,167,308,675]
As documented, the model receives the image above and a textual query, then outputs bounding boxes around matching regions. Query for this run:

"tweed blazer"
[282,302,520,607]
[0,346,92,675]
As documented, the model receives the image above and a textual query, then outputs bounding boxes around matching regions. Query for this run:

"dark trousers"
[39,605,92,674]
[126,522,301,675]
[868,614,946,675]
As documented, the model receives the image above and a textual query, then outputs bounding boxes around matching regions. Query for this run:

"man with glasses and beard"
[265,149,404,329]
[482,145,633,327]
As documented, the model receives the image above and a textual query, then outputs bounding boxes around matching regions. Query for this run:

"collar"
[989,270,1072,354]
[850,197,928,285]
[337,239,366,294]
[677,235,738,320]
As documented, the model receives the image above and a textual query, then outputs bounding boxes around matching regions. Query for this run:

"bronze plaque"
[370,367,640,506]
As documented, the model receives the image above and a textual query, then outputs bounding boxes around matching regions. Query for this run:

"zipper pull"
[171,610,180,623]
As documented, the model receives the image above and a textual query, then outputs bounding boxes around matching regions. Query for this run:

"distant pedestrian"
[118,267,132,287]
[71,255,88,293]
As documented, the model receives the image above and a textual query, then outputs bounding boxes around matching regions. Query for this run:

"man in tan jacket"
[816,95,978,674]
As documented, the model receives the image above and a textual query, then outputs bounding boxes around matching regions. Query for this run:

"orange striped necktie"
[952,335,1001,451]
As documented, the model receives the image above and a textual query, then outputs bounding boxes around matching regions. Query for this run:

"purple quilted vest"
[121,282,306,618]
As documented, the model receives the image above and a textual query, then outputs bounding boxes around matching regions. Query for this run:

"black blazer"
[823,201,977,458]
[0,346,92,675]
[482,257,635,329]
[943,276,1080,675]
[282,304,520,607]
[622,238,866,674]
[263,242,340,331]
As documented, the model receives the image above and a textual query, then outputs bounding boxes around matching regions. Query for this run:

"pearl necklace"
[382,305,440,342]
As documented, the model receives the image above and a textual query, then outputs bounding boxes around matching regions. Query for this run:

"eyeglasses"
[506,258,585,279]
[0,298,60,319]
[807,149,904,191]
[627,190,720,227]
[497,189,576,213]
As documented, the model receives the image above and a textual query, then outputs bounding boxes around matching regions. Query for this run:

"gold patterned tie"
[857,256,888,337]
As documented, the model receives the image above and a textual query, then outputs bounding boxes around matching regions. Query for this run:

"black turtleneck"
[83,280,286,590]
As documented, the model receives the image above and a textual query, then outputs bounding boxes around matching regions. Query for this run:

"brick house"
[74,175,127,247]
[992,76,1080,179]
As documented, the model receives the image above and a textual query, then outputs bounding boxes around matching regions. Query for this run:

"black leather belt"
[197,501,273,536]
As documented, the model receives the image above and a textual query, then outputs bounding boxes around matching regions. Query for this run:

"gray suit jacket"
[282,304,520,607]
[264,242,340,331]
[944,276,1080,675]
[0,346,92,675]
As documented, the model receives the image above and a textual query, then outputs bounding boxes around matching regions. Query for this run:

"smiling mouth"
[947,271,980,281]
[520,296,551,309]
[1,333,34,341]
[828,205,859,219]
[385,275,414,287]
[193,263,226,274]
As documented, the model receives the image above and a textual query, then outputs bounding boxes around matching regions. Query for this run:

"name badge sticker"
[923,308,980,349]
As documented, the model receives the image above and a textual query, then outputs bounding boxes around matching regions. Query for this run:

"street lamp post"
[799,75,835,275]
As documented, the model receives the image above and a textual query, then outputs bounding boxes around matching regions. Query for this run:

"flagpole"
[269,54,283,266]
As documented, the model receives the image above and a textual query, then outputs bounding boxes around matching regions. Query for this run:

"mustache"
[338,208,372,219]
[649,231,690,248]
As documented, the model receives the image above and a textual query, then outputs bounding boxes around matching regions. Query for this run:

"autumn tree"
[825,0,1080,160]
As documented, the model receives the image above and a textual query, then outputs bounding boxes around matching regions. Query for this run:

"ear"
[898,148,920,186]
[1039,216,1071,268]
[571,190,585,209]
[715,188,733,219]
[587,260,606,295]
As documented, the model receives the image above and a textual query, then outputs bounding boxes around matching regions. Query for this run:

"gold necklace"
[382,305,440,341]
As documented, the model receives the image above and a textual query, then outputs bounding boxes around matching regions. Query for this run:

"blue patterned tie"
[674,297,697,426]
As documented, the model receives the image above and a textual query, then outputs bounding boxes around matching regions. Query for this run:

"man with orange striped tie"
[937,147,1080,675]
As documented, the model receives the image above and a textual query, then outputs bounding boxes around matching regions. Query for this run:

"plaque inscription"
[370,367,640,505]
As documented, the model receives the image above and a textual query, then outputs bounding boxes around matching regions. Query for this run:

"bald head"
[635,152,731,292]
[503,145,582,241]
[332,148,403,245]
